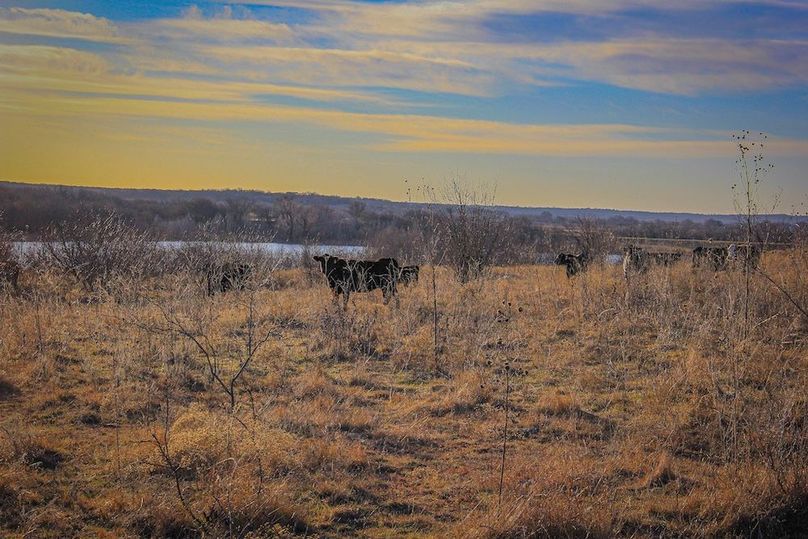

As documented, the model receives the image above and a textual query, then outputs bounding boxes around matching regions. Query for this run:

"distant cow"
[622,245,650,279]
[649,252,683,267]
[0,257,20,292]
[728,243,762,271]
[692,246,729,271]
[399,265,420,286]
[554,252,589,278]
[313,253,400,308]
[206,262,251,295]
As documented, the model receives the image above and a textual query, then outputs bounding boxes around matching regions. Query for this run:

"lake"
[13,241,366,260]
[13,242,623,265]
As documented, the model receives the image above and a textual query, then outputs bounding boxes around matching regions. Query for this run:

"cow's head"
[554,253,569,265]
[402,265,420,281]
[313,254,329,273]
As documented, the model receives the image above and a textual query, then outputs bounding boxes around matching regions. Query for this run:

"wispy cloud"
[384,37,808,95]
[0,45,404,106]
[143,5,296,43]
[9,84,807,158]
[0,7,124,42]
[198,44,499,96]
[6,3,803,101]
[3,3,807,154]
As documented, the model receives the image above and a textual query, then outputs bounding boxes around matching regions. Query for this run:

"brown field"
[0,252,806,538]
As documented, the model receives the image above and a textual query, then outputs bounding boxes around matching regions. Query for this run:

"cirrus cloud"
[0,7,124,42]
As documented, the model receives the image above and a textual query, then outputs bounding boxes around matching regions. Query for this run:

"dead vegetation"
[0,242,806,538]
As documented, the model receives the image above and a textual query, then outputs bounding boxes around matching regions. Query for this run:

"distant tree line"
[0,183,798,258]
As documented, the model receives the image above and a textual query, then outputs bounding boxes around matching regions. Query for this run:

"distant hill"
[1,180,802,224]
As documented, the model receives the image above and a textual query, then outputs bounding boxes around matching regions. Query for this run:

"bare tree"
[42,211,156,293]
[570,217,615,264]
[0,212,21,293]
[274,196,299,241]
[438,181,509,283]
[731,132,807,322]
[133,241,290,537]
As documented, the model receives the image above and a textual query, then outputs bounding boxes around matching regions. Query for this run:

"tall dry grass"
[0,244,805,537]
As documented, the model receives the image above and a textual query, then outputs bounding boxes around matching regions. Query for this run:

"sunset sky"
[1,1,806,213]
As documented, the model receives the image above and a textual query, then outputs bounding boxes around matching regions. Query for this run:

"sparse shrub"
[41,211,158,293]
[437,181,510,283]
[0,220,21,294]
[566,217,616,264]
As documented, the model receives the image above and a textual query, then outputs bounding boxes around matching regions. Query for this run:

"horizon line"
[2,178,801,220]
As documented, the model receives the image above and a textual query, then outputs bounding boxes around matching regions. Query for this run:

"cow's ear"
[313,256,321,261]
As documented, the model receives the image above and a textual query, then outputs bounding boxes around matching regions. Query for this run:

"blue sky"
[0,1,806,212]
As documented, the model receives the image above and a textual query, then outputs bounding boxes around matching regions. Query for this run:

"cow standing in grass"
[206,262,252,295]
[727,243,762,271]
[313,254,400,309]
[622,245,651,279]
[692,246,729,271]
[0,258,20,292]
[0,241,20,293]
[649,252,683,267]
[554,252,589,278]
[399,265,420,286]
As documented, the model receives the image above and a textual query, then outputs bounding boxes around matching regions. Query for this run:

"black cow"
[649,252,683,267]
[554,252,589,278]
[728,243,762,271]
[692,246,729,271]
[0,257,20,292]
[206,262,251,295]
[622,245,650,279]
[399,265,420,286]
[313,254,400,308]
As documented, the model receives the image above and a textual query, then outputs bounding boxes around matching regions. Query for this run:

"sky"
[0,1,806,213]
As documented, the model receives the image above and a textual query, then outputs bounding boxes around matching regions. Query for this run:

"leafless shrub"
[124,238,298,538]
[0,215,21,294]
[41,211,158,293]
[437,181,510,283]
[365,225,422,263]
[569,217,616,263]
[166,227,284,296]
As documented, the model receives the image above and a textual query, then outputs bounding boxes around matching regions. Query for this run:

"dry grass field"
[0,250,806,538]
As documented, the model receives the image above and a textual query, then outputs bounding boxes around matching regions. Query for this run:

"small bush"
[42,211,158,292]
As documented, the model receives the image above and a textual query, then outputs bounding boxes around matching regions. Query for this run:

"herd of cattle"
[0,243,760,302]
[204,254,420,307]
[304,244,762,305]
[555,243,762,279]
[201,244,761,306]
